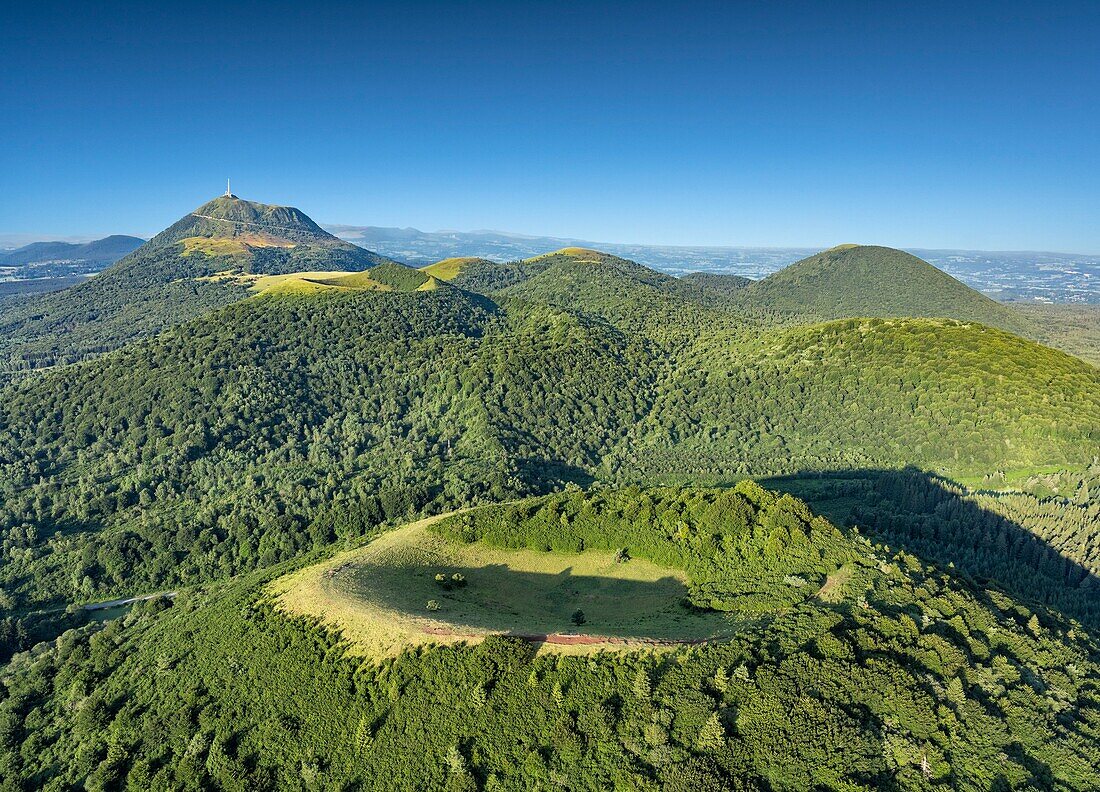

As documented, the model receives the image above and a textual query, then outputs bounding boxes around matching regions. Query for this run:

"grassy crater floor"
[272,515,740,657]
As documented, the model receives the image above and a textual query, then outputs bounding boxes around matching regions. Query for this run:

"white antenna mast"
[225,178,232,197]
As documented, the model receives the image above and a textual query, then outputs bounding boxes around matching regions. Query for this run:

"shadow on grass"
[349,561,730,641]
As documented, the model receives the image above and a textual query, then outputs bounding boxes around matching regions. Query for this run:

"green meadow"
[275,516,740,657]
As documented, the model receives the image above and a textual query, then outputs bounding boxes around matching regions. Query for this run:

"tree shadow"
[763,467,1100,629]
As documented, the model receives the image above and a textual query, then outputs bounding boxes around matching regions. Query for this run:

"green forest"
[2,487,1097,790]
[0,197,1097,790]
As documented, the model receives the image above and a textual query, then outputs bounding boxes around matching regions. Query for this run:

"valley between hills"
[0,195,1097,790]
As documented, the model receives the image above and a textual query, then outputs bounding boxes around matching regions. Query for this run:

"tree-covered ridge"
[436,247,684,306]
[619,318,1100,479]
[366,261,432,291]
[0,196,395,377]
[674,272,753,306]
[492,248,753,339]
[2,485,1097,790]
[738,244,1033,334]
[0,288,656,609]
[0,292,1097,612]
[433,483,862,614]
[498,250,675,326]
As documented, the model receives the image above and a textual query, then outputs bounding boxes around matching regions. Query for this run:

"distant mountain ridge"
[0,195,398,375]
[328,225,1100,303]
[107,195,390,282]
[0,235,143,266]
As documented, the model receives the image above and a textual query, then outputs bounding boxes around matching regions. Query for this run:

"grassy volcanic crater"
[274,516,739,657]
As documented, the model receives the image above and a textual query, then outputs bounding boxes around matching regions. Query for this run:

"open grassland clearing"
[196,270,394,295]
[419,257,488,281]
[272,515,740,658]
[179,232,296,258]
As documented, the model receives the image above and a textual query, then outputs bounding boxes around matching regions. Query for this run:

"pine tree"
[445,745,477,792]
[697,712,725,750]
[355,715,373,753]
[470,683,487,708]
[552,681,565,709]
[712,666,729,693]
[1027,614,1041,636]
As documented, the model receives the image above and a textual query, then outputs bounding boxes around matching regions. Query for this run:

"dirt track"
[420,625,713,647]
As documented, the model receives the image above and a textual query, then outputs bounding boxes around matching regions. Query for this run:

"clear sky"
[2,0,1099,252]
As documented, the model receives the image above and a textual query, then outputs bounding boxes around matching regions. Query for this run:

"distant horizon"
[4,2,1100,254]
[5,218,1100,260]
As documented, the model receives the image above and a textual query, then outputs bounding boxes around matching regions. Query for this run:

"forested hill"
[0,195,396,376]
[739,244,1033,333]
[1,222,1098,789]
[420,247,679,297]
[0,284,1097,611]
[497,248,696,330]
[3,486,1098,789]
[430,247,749,334]
[77,194,393,284]
[0,286,657,608]
[621,316,1100,479]
[420,246,1043,343]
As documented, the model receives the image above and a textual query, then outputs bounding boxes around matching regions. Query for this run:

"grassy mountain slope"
[740,245,1032,333]
[0,196,395,376]
[419,256,495,282]
[3,486,1097,790]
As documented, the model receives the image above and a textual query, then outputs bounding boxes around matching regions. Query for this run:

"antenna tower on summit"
[224,179,237,199]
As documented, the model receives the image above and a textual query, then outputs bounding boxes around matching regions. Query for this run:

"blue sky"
[2,0,1099,251]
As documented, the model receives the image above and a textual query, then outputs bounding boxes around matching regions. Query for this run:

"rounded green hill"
[741,244,1033,333]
